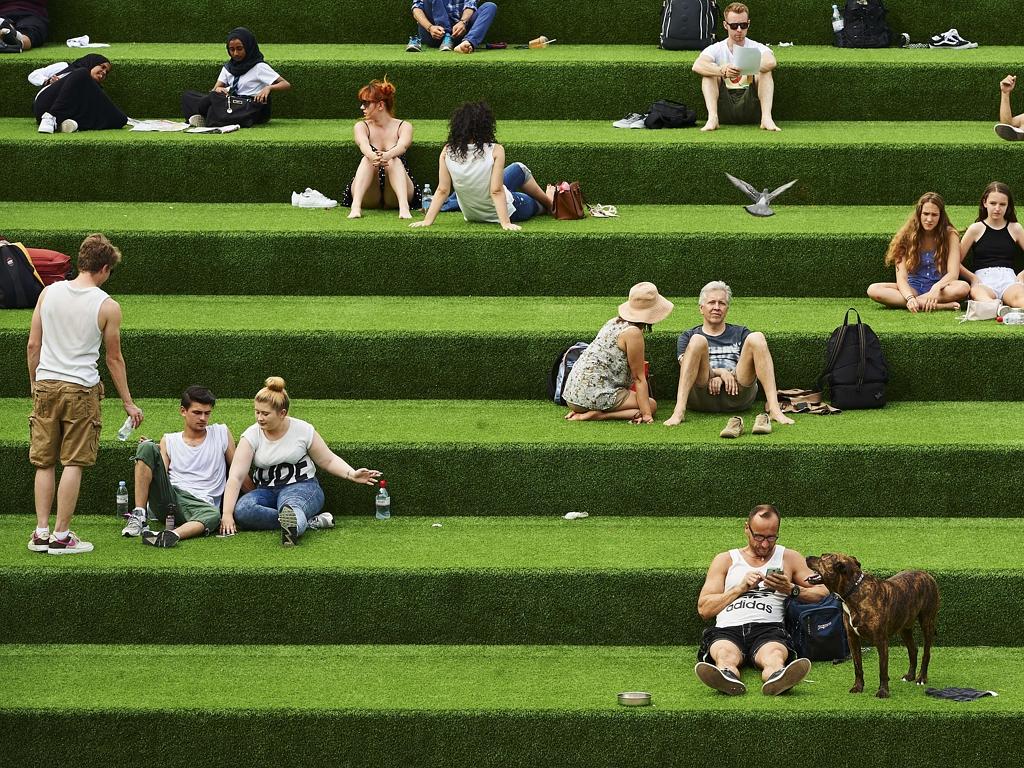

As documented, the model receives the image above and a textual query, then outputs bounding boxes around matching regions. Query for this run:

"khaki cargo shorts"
[29,380,104,467]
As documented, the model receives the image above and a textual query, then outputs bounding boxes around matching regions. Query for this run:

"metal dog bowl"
[617,691,652,707]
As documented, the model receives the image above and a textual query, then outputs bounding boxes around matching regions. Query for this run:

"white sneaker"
[308,512,335,530]
[612,112,648,129]
[37,112,56,134]
[59,119,78,133]
[47,531,94,555]
[188,114,206,128]
[291,188,338,209]
[122,508,148,537]
[28,61,68,87]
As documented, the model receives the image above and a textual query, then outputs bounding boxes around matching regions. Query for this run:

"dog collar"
[842,572,866,600]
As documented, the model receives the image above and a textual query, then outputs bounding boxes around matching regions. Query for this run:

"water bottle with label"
[1000,310,1024,325]
[117,415,134,441]
[375,480,391,520]
[831,4,845,46]
[116,480,129,518]
[421,184,433,213]
[165,505,177,531]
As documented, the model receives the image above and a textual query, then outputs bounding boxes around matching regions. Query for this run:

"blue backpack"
[784,593,850,661]
[547,342,588,406]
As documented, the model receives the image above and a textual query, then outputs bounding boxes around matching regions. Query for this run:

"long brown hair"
[885,192,957,274]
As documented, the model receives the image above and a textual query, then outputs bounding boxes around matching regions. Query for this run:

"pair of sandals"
[587,204,618,218]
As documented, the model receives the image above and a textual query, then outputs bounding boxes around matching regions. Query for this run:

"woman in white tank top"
[410,101,552,231]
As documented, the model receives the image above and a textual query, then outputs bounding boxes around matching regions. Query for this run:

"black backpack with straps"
[659,0,719,51]
[0,241,44,309]
[837,0,892,48]
[818,308,889,409]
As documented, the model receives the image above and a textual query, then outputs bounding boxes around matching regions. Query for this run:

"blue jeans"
[418,1,497,49]
[234,478,325,539]
[442,162,544,221]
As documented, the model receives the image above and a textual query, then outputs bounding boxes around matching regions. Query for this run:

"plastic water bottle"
[999,310,1024,325]
[421,184,433,212]
[375,480,391,520]
[117,415,134,441]
[831,4,844,45]
[116,480,129,518]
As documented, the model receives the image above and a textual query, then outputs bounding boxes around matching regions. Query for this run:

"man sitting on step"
[409,1,497,53]
[692,2,780,132]
[694,504,827,695]
[663,281,793,434]
[122,386,247,548]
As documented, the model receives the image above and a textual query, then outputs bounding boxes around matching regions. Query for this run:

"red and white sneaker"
[47,531,94,555]
[27,531,50,552]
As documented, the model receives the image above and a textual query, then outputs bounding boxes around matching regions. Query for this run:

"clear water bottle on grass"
[375,480,391,520]
[999,310,1024,325]
[116,480,129,518]
[421,184,433,213]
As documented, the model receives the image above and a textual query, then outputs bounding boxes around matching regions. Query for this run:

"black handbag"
[206,92,267,128]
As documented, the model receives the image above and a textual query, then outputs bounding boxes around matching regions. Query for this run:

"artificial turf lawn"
[1,399,1023,520]
[0,508,1019,639]
[0,296,1022,400]
[0,203,984,298]
[1,648,1019,768]
[4,118,1019,205]
[3,43,1022,120]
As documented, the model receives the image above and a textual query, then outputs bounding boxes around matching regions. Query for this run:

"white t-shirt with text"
[241,417,318,488]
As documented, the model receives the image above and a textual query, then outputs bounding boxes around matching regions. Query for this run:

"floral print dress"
[561,318,631,411]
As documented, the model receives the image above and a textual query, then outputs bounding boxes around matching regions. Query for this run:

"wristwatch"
[790,584,801,598]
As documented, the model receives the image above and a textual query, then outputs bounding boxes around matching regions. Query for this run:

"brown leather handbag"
[552,181,585,220]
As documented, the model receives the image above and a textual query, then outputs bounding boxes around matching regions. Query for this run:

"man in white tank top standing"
[121,386,246,548]
[26,234,143,555]
[694,504,827,694]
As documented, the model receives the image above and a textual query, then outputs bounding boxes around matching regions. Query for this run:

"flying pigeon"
[725,173,798,217]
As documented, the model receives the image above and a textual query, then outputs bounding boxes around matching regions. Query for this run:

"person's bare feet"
[700,118,720,132]
[663,413,686,426]
[760,119,782,132]
[347,209,362,219]
[455,40,474,53]
[567,410,598,421]
[939,301,961,311]
[768,408,795,425]
[398,210,413,220]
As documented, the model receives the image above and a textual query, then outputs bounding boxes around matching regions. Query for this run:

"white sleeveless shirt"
[716,546,787,627]
[445,143,515,224]
[165,423,230,507]
[36,281,110,387]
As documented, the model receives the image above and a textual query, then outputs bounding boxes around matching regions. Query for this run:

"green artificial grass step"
[0,296,1020,400]
[0,203,980,297]
[0,399,1022,519]
[0,644,1018,768]
[2,118,1016,204]
[2,44,1021,120]
[43,0,1024,46]
[0,515,1020,645]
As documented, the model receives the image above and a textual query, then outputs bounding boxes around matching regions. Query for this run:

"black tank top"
[971,222,1019,271]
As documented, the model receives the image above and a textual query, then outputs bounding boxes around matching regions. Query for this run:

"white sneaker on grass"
[59,119,78,133]
[612,112,648,129]
[122,508,148,537]
[291,188,338,209]
[47,531,94,555]
[308,512,335,530]
[37,112,56,133]
[28,61,68,86]
[187,114,206,128]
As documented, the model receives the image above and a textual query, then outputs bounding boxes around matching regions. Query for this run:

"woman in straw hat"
[562,282,673,424]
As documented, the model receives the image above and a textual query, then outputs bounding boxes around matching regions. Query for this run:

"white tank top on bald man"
[165,423,230,507]
[242,417,318,488]
[716,546,787,627]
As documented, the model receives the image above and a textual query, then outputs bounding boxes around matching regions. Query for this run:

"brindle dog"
[805,553,939,699]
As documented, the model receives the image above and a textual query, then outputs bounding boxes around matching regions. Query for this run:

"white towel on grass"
[66,35,110,48]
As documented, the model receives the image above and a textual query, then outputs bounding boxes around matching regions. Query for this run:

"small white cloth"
[128,119,190,132]
[66,35,110,48]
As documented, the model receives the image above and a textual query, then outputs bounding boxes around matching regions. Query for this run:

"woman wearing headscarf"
[181,27,290,128]
[34,54,127,134]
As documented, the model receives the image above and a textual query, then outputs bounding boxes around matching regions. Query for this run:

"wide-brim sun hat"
[619,282,674,325]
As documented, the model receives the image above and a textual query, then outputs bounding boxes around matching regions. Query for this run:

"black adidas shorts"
[697,622,797,666]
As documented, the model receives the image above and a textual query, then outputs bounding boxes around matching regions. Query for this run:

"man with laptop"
[692,3,780,132]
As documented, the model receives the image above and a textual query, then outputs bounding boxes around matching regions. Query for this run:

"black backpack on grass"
[837,0,892,48]
[818,308,889,409]
[785,593,850,662]
[548,342,588,405]
[660,0,718,51]
[0,241,44,309]
[644,100,698,129]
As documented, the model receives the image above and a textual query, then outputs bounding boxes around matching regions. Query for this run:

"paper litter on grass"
[66,35,110,48]
[186,124,241,134]
[128,119,190,132]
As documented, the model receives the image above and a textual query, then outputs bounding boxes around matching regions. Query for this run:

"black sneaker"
[695,662,746,695]
[0,17,18,45]
[279,505,298,547]
[762,658,811,695]
[929,28,977,50]
[142,529,180,548]
[0,40,22,53]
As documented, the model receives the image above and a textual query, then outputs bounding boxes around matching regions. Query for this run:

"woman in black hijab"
[34,54,128,133]
[181,27,290,128]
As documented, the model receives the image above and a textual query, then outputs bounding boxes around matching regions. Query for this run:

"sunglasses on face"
[726,22,750,30]
[360,100,375,108]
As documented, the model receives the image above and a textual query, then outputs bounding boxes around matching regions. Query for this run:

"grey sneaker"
[695,662,746,695]
[122,507,148,537]
[439,33,453,52]
[406,35,422,52]
[188,114,207,128]
[308,511,335,530]
[762,658,811,695]
[612,112,647,129]
[279,505,299,546]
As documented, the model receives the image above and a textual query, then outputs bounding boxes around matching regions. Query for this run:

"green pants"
[718,83,761,125]
[133,440,221,533]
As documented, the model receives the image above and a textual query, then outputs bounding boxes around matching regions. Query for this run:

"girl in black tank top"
[970,222,1018,271]
[960,181,1024,306]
